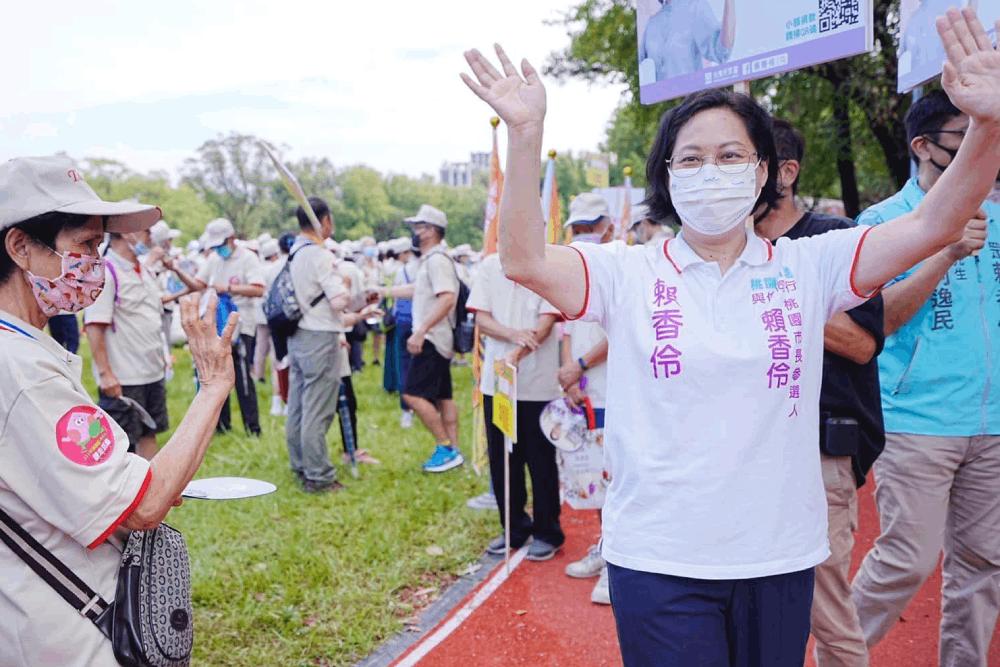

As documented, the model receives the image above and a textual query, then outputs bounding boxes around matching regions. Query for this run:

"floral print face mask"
[24,250,106,317]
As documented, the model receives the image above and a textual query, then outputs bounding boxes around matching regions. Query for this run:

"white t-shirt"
[84,249,166,386]
[562,320,608,410]
[196,247,265,337]
[0,312,151,667]
[288,241,346,333]
[467,254,562,402]
[571,225,875,580]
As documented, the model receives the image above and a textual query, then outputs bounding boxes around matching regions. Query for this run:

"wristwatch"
[577,357,589,372]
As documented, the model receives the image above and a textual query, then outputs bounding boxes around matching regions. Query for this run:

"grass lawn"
[80,340,494,666]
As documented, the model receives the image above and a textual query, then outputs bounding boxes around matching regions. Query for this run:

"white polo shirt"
[196,247,265,337]
[84,249,166,386]
[571,224,875,580]
[0,312,151,667]
[467,254,562,402]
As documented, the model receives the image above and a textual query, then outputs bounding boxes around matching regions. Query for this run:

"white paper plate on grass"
[182,477,277,500]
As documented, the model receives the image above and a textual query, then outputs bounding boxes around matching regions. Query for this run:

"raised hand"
[461,45,546,132]
[179,292,237,393]
[937,8,1000,124]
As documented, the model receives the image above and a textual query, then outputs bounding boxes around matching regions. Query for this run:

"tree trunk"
[832,90,861,219]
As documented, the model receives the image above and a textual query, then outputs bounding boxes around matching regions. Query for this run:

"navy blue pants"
[608,563,814,667]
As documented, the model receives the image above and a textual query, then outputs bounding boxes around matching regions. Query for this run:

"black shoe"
[302,480,345,494]
[526,539,561,562]
[486,534,528,555]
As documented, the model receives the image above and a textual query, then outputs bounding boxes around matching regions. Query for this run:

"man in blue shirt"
[852,90,1000,666]
[639,0,735,82]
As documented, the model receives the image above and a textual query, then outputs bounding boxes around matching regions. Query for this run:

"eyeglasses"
[666,149,761,178]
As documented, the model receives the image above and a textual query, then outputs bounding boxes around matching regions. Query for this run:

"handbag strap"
[0,506,112,630]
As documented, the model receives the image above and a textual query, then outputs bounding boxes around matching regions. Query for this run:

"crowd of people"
[0,7,997,666]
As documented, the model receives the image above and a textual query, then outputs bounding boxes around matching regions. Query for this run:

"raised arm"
[461,46,588,316]
[853,9,1000,295]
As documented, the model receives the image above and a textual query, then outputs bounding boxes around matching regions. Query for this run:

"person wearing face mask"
[0,156,239,666]
[461,13,1000,661]
[628,203,676,246]
[83,229,172,461]
[376,205,462,473]
[850,90,1000,665]
[557,193,615,604]
[755,119,885,667]
[189,218,266,436]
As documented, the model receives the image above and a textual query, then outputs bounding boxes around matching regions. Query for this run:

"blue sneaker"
[422,445,464,473]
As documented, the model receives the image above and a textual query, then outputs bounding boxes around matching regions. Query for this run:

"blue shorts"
[607,563,815,667]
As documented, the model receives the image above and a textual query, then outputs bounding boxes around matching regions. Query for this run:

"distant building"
[440,151,490,187]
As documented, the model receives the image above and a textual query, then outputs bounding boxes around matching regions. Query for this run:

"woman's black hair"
[644,90,780,225]
[0,212,95,284]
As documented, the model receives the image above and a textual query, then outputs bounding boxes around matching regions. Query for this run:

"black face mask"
[923,135,960,173]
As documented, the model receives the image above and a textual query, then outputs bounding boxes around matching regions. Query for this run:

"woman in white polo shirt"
[461,10,1000,665]
[0,156,238,666]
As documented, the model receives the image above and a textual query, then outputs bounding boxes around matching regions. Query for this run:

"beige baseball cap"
[0,156,161,233]
[564,192,610,227]
[150,220,182,245]
[405,204,448,229]
[202,218,236,249]
[628,204,654,230]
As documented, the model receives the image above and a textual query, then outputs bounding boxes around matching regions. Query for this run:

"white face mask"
[573,232,604,244]
[670,164,760,236]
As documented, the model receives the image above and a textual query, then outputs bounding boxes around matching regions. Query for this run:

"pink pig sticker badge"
[56,406,116,466]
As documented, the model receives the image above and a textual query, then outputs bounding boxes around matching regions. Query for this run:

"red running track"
[394,479,1000,666]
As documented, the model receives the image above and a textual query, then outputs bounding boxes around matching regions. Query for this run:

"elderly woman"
[0,156,237,666]
[461,9,1000,665]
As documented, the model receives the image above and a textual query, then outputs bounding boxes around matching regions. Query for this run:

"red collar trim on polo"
[663,231,772,274]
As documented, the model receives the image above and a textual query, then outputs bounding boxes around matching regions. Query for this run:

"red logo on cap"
[67,169,82,183]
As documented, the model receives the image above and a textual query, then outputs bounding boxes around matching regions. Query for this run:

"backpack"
[446,257,474,354]
[263,243,325,356]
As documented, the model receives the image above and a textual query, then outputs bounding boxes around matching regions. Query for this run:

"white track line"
[394,546,530,667]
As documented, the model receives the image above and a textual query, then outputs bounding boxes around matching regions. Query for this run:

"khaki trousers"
[811,454,869,667]
[851,433,1000,667]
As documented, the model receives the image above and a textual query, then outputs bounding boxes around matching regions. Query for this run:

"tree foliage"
[545,0,911,215]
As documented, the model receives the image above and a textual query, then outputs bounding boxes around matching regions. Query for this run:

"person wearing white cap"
[0,156,239,666]
[182,218,266,436]
[462,22,1000,662]
[629,204,676,246]
[83,222,173,461]
[376,204,463,472]
[554,192,615,603]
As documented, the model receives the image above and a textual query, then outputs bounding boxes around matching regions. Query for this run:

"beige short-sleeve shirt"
[288,241,347,333]
[412,246,459,359]
[84,249,166,386]
[0,312,152,667]
[196,247,266,336]
[467,254,562,402]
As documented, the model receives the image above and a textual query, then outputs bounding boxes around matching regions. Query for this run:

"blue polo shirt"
[858,178,1000,436]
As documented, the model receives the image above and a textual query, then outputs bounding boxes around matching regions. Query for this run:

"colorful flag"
[472,117,504,475]
[540,150,562,244]
[619,169,633,240]
[482,118,504,256]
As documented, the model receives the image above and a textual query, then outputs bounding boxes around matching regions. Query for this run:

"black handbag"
[0,508,193,667]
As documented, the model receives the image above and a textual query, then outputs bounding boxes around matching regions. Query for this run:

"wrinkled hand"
[503,349,521,368]
[509,328,539,351]
[407,330,426,355]
[179,292,237,393]
[558,361,583,390]
[461,45,546,132]
[937,8,1000,124]
[564,384,585,410]
[944,211,988,261]
[99,370,123,399]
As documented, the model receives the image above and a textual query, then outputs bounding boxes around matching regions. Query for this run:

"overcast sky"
[2,0,624,179]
